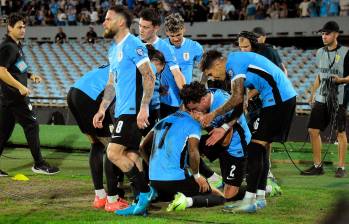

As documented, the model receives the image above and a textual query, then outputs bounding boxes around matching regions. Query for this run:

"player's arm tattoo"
[215,78,244,116]
[188,137,200,174]
[138,61,155,106]
[99,73,115,112]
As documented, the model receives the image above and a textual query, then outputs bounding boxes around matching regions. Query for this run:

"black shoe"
[300,165,324,175]
[0,169,8,177]
[32,161,60,175]
[335,168,347,178]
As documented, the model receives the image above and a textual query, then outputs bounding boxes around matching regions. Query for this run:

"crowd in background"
[0,0,348,26]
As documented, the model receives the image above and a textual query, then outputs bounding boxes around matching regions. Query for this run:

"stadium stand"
[23,39,317,112]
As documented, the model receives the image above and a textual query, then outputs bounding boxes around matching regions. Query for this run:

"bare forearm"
[188,138,200,174]
[0,68,25,90]
[215,79,244,117]
[200,73,208,85]
[139,62,155,106]
[172,68,186,90]
[99,84,115,112]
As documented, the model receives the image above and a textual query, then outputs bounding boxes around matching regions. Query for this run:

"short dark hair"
[7,13,26,27]
[109,5,133,28]
[146,44,165,65]
[200,50,223,72]
[180,81,208,107]
[139,8,161,26]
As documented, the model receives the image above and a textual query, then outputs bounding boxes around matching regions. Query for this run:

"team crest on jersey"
[183,52,190,61]
[117,50,123,62]
[136,48,144,56]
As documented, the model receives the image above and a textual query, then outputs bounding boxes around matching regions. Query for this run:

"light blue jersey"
[226,52,297,107]
[209,88,251,158]
[165,38,203,83]
[108,33,150,117]
[73,64,110,100]
[149,111,201,181]
[152,37,182,107]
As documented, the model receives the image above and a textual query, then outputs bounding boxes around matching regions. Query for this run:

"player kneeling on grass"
[181,82,251,201]
[141,109,225,211]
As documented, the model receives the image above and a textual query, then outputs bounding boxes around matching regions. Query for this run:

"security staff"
[0,13,59,176]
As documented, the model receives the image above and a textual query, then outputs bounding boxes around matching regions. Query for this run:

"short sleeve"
[0,44,17,68]
[188,121,201,140]
[128,40,150,68]
[226,52,249,81]
[193,41,204,63]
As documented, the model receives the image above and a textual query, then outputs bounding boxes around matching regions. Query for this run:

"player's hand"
[30,74,42,84]
[194,176,210,193]
[331,75,343,84]
[19,86,30,96]
[308,95,314,107]
[137,104,150,129]
[200,111,216,127]
[93,110,105,128]
[206,127,226,146]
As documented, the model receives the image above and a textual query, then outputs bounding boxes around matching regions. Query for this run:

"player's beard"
[104,28,116,39]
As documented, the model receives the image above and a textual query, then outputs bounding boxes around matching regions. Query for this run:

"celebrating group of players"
[66,5,299,216]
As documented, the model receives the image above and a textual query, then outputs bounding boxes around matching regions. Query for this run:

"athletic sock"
[95,189,106,198]
[107,195,119,203]
[185,197,193,208]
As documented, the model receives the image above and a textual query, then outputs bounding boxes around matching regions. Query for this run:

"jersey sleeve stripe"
[136,57,150,67]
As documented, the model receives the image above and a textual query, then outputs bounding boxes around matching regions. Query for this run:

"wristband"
[193,173,201,179]
[221,123,230,131]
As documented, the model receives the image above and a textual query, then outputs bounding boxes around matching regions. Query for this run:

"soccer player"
[67,65,127,211]
[200,50,297,213]
[164,13,203,84]
[141,109,225,211]
[180,81,251,201]
[238,30,285,194]
[92,5,156,216]
[138,8,186,118]
[0,13,59,176]
[302,21,349,177]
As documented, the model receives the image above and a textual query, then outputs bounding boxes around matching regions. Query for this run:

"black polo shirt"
[0,35,30,98]
[256,44,283,70]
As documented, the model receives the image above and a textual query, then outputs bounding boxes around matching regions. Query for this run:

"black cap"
[252,27,266,37]
[318,21,340,33]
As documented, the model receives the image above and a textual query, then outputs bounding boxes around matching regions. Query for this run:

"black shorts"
[219,150,246,187]
[150,176,211,201]
[67,88,113,137]
[110,114,143,150]
[307,101,347,132]
[253,96,296,143]
[160,103,179,119]
[199,134,227,162]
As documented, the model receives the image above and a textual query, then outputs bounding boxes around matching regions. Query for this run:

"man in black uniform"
[0,13,59,176]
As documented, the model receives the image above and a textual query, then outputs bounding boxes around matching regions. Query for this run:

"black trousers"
[0,97,43,164]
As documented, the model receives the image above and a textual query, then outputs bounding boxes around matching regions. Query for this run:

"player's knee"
[308,128,320,137]
[224,185,239,199]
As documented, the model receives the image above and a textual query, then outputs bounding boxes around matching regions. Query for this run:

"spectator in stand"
[222,0,236,20]
[55,27,67,44]
[67,5,78,25]
[308,0,319,17]
[45,9,56,26]
[90,7,99,24]
[246,0,257,20]
[57,8,67,26]
[328,0,340,16]
[267,2,279,18]
[299,0,310,17]
[340,0,349,16]
[320,0,329,16]
[279,1,288,18]
[86,26,98,44]
[79,8,91,25]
